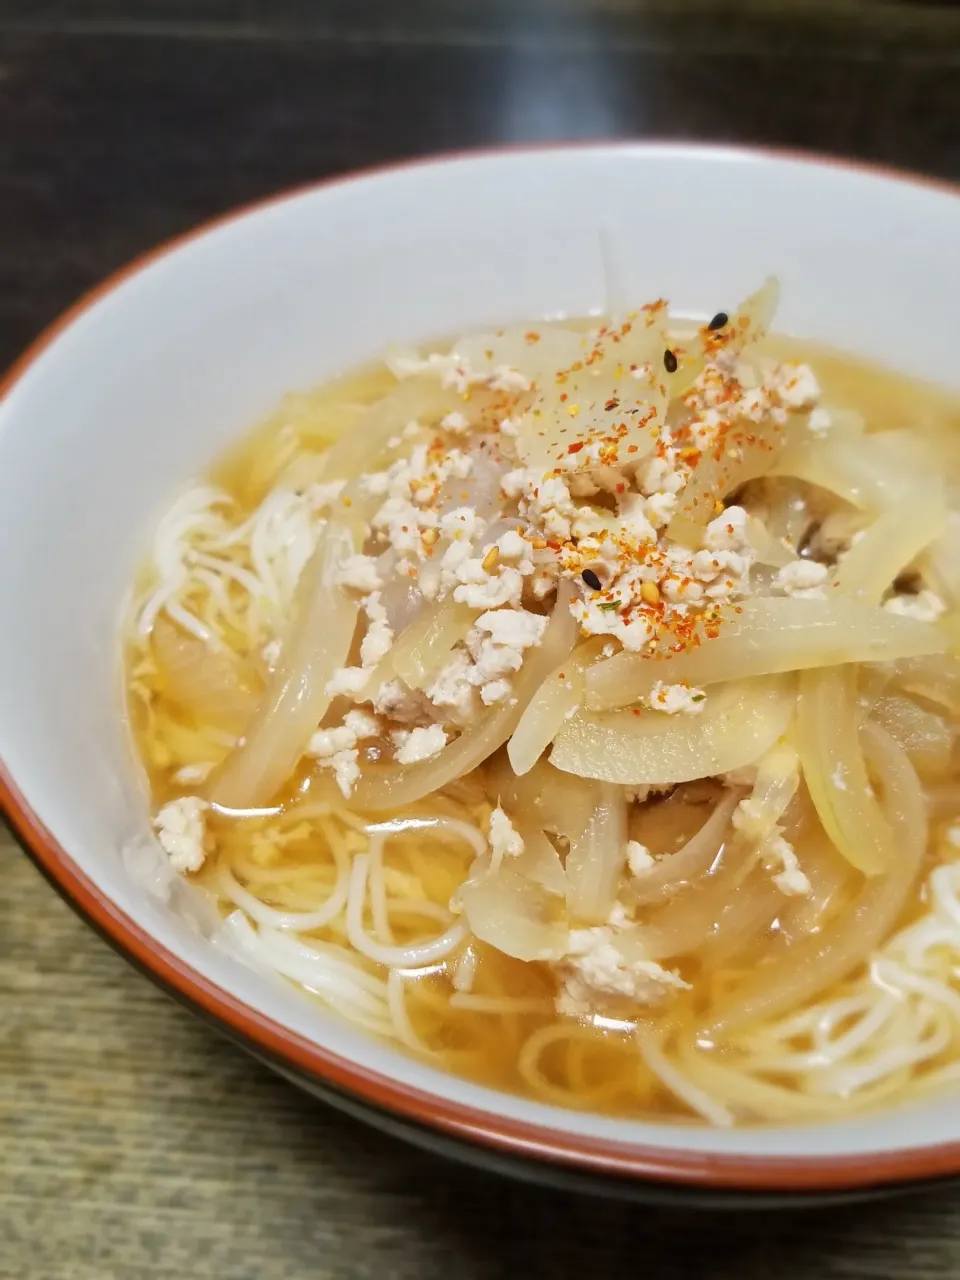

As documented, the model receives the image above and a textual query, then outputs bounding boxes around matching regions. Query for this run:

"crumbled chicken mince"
[148,305,891,1017]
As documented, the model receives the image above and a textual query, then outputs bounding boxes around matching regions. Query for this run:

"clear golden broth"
[125,332,960,1124]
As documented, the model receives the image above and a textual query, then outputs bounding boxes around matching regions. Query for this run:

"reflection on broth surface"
[125,282,960,1125]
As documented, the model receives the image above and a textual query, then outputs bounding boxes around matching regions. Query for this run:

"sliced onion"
[391,598,476,690]
[451,324,585,385]
[512,822,567,896]
[208,522,359,808]
[508,637,606,776]
[151,615,261,733]
[871,694,952,780]
[627,789,741,905]
[922,509,960,609]
[353,584,578,810]
[832,486,946,602]
[711,722,926,1033]
[890,654,960,715]
[458,864,567,961]
[565,782,627,924]
[552,675,795,786]
[771,432,928,510]
[796,665,896,876]
[321,378,461,481]
[517,321,665,479]
[585,597,945,711]
[668,424,792,547]
[726,276,780,353]
[745,516,795,568]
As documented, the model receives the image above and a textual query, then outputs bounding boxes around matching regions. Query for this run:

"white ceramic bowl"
[3,144,959,1204]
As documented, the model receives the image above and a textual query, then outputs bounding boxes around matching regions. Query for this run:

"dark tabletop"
[3,3,960,1277]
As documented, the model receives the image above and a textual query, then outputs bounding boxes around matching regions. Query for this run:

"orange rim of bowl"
[3,142,960,1194]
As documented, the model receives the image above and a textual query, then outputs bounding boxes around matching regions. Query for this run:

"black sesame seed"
[581,569,602,591]
[663,349,678,374]
[708,311,729,330]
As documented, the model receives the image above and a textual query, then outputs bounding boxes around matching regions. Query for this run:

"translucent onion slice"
[458,864,567,962]
[871,694,952,780]
[795,665,896,876]
[723,276,780,355]
[770,431,929,510]
[585,597,945,711]
[667,420,800,547]
[893,654,960,713]
[512,822,567,896]
[507,637,606,776]
[280,365,399,442]
[831,485,946,603]
[710,722,925,1033]
[627,788,741,905]
[390,598,476,690]
[517,318,666,479]
[490,754,607,853]
[673,276,779,390]
[565,782,628,924]
[208,522,359,808]
[352,584,578,810]
[626,860,764,963]
[451,325,585,385]
[151,615,261,733]
[922,510,960,609]
[320,378,462,481]
[745,516,795,568]
[552,675,795,786]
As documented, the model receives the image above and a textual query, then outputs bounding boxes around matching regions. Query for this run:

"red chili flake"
[525,331,541,344]
[615,482,626,494]
[632,709,642,717]
[560,393,568,402]
[567,441,584,454]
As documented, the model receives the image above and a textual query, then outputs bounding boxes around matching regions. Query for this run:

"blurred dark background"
[1,1,959,370]
[3,3,960,1278]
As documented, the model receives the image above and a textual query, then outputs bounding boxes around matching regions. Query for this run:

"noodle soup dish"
[3,145,960,1191]
[128,276,960,1129]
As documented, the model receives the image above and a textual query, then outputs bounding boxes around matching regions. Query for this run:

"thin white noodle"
[451,944,477,993]
[872,958,960,1021]
[218,850,349,932]
[241,926,391,1019]
[363,815,488,858]
[741,994,901,1074]
[367,834,392,943]
[449,994,550,1014]
[190,551,276,603]
[387,969,435,1055]
[637,1034,735,1127]
[164,598,214,643]
[388,900,454,926]
[810,1004,951,1096]
[347,854,467,967]
[136,571,187,638]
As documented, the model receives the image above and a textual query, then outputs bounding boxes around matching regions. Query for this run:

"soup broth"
[125,292,960,1126]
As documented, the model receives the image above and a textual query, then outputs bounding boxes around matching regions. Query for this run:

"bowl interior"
[1,144,959,1172]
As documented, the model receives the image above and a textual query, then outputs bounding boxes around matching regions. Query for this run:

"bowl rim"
[4,139,960,1193]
